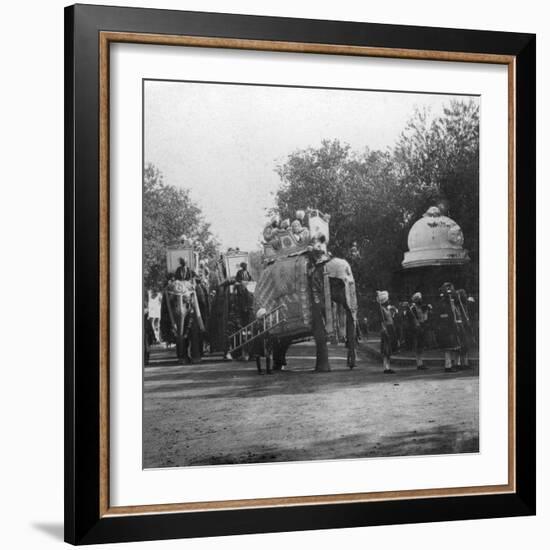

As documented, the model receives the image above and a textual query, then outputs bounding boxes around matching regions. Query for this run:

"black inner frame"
[65,4,536,545]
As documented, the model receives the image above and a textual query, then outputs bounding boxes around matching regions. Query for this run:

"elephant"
[254,250,358,372]
[160,280,201,364]
[207,279,256,358]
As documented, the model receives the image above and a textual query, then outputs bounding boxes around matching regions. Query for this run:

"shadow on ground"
[183,424,479,466]
[145,362,478,401]
[144,344,479,469]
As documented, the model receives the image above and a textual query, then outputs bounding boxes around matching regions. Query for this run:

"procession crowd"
[375,283,478,374]
[144,256,253,364]
[145,250,477,376]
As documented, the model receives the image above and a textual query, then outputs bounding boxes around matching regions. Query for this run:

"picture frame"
[64,3,536,545]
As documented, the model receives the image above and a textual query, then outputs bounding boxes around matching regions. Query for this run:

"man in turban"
[409,292,430,370]
[250,308,273,375]
[377,290,397,374]
[434,282,463,372]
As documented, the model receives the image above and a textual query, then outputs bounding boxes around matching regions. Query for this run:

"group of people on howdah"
[145,206,477,374]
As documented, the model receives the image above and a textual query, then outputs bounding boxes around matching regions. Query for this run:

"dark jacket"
[235,268,252,282]
[175,265,192,281]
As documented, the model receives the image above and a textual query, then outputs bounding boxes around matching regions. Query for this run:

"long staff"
[456,292,476,345]
[447,292,464,349]
[192,290,205,332]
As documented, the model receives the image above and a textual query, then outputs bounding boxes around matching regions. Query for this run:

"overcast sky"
[144,80,474,251]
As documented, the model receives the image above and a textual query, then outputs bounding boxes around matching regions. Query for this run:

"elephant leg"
[460,330,471,367]
[175,315,186,363]
[266,347,273,374]
[312,302,330,372]
[272,340,283,370]
[181,315,193,364]
[345,308,356,369]
[458,341,470,368]
[189,319,202,363]
[181,337,189,363]
[198,331,205,357]
[272,339,289,370]
[280,341,289,369]
[175,335,186,363]
[144,340,150,365]
[271,341,279,370]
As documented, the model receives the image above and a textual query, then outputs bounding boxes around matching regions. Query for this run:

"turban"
[439,282,455,293]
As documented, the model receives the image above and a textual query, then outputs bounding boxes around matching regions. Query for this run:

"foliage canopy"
[273,99,479,296]
[143,164,218,291]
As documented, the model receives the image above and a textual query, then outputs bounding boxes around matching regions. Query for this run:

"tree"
[393,99,480,260]
[273,140,405,292]
[143,164,219,290]
[274,140,355,256]
[272,99,480,297]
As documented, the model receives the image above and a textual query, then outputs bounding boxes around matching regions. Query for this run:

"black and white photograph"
[0,0,543,545]
[142,80,480,469]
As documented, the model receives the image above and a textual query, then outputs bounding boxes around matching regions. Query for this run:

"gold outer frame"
[98,32,516,518]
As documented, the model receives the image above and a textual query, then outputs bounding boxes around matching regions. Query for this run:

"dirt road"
[143,342,479,468]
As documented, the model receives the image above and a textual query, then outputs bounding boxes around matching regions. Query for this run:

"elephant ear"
[325,258,358,319]
[325,258,354,283]
[254,255,313,338]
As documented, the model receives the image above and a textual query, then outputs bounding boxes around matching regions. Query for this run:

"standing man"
[435,282,462,372]
[456,288,477,349]
[350,241,361,261]
[234,262,252,321]
[234,262,253,360]
[147,289,162,344]
[144,302,151,365]
[377,290,397,374]
[409,292,429,370]
[454,288,474,367]
[250,308,273,375]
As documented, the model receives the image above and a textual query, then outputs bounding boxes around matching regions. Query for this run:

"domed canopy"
[402,206,470,269]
